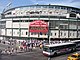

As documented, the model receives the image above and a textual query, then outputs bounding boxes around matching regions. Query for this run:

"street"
[1,49,80,60]
[0,43,80,60]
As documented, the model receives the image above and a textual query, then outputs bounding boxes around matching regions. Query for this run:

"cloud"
[35,0,45,1]
[70,2,80,7]
[0,0,80,13]
[70,0,80,3]
[32,0,80,8]
[0,3,5,13]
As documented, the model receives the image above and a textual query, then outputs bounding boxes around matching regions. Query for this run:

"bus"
[43,43,76,57]
[71,40,80,50]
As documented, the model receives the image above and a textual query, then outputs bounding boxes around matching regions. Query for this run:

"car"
[67,53,80,60]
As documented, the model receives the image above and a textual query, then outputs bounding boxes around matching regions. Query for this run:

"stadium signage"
[29,20,48,33]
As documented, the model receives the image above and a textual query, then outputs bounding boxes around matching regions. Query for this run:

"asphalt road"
[0,43,80,60]
[0,49,80,60]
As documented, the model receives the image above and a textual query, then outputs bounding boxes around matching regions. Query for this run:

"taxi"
[67,53,80,60]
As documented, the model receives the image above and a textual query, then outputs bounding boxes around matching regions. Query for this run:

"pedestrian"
[20,45,23,51]
[11,48,14,53]
[15,47,17,53]
[29,43,32,52]
[40,44,42,49]
[7,46,11,55]
[4,48,7,54]
[7,46,11,52]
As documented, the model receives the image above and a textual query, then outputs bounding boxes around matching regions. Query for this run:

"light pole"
[48,21,51,59]
[48,17,51,44]
[47,4,51,60]
[48,21,50,44]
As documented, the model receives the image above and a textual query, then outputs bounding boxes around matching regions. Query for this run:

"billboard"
[29,20,48,33]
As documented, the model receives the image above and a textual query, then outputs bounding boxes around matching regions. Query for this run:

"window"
[40,11,42,13]
[59,21,68,29]
[20,20,26,22]
[21,12,23,14]
[69,33,71,36]
[55,6,60,9]
[40,32,42,35]
[46,33,48,35]
[17,32,19,34]
[49,6,54,8]
[73,33,74,36]
[43,6,47,8]
[25,20,28,22]
[49,12,52,14]
[44,33,46,35]
[44,11,46,13]
[26,32,27,35]
[31,33,33,35]
[55,33,56,36]
[10,32,11,34]
[51,33,52,36]
[30,12,34,14]
[60,32,62,36]
[78,33,79,36]
[69,21,77,29]
[14,32,15,34]
[30,11,39,14]
[22,32,23,35]
[61,7,66,9]
[6,12,11,15]
[64,33,66,36]
[40,16,48,18]
[34,32,36,35]
[13,20,19,22]
[36,6,41,8]
[77,21,80,29]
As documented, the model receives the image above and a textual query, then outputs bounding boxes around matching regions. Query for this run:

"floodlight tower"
[1,0,12,41]
[3,0,12,12]
[6,0,12,10]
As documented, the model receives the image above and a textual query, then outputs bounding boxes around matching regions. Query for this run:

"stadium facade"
[0,5,80,41]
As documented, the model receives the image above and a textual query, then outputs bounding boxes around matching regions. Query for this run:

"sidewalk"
[1,47,43,56]
[16,47,42,53]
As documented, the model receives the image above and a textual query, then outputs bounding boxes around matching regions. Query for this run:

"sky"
[0,0,80,13]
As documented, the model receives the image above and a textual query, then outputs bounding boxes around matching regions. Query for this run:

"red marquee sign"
[29,20,48,33]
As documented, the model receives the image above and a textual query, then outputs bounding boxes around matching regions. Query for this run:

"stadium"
[0,4,80,42]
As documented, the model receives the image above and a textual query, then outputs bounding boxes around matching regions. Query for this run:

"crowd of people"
[0,39,71,55]
[17,40,45,51]
[0,39,45,55]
